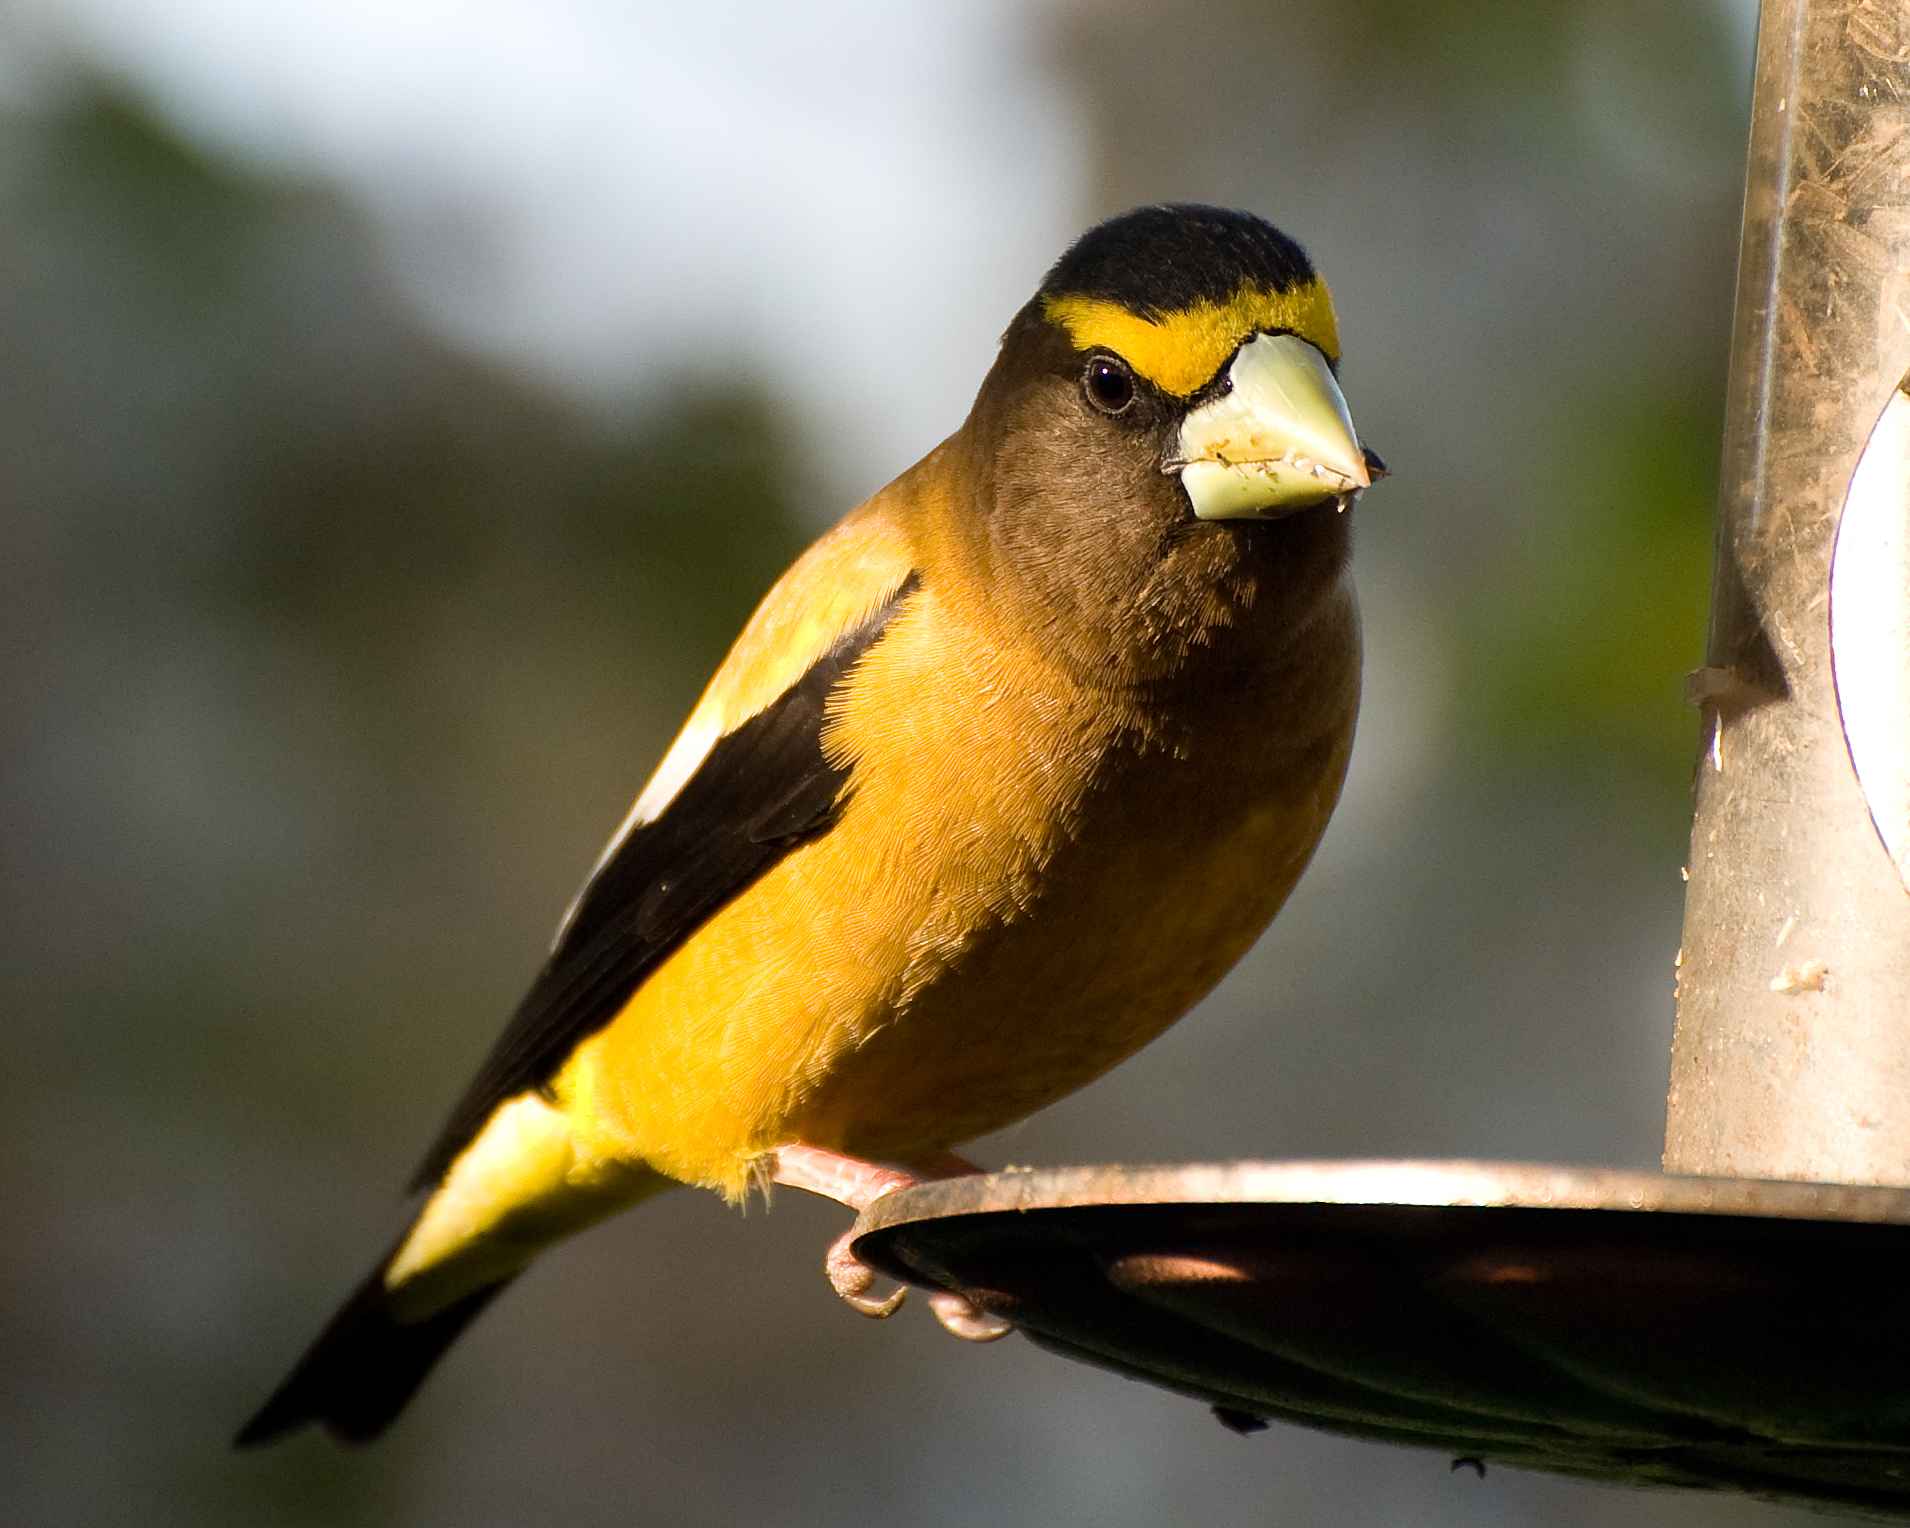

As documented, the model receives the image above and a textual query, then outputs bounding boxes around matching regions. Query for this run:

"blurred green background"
[4,2,1803,1524]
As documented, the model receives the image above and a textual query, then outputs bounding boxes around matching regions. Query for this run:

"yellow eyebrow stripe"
[1042,278,1341,396]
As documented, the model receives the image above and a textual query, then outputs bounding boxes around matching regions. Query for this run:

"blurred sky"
[3,3,1825,1527]
[15,0,1754,488]
[14,0,1085,489]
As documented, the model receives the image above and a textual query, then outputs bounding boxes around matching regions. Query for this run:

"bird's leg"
[770,1146,917,1319]
[770,1144,1012,1342]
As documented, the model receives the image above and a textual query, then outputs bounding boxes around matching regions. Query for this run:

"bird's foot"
[771,1144,1011,1341]
[926,1288,1013,1342]
[823,1225,907,1318]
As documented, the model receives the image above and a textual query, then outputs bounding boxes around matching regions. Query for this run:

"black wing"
[410,573,919,1189]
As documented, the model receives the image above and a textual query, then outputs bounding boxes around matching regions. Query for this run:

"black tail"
[235,1257,514,1447]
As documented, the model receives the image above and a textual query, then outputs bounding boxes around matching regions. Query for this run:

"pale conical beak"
[1173,332,1374,520]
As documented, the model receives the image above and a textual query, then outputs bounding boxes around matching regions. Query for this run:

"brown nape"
[942,304,1352,691]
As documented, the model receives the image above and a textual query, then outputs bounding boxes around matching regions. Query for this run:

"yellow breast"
[558,571,1358,1200]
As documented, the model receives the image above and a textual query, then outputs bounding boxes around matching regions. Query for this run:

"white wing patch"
[543,505,917,954]
[551,714,723,949]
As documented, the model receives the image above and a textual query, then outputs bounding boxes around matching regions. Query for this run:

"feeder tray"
[853,1162,1910,1519]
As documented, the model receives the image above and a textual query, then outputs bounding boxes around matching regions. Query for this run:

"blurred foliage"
[1457,377,1717,826]
[8,85,804,708]
[4,81,809,1115]
[3,82,808,1528]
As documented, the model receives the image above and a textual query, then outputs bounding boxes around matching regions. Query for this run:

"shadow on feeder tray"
[851,1161,1910,1519]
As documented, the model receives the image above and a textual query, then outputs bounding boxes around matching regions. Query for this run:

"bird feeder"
[851,5,1910,1515]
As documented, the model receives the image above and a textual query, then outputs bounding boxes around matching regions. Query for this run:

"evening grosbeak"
[238,203,1381,1444]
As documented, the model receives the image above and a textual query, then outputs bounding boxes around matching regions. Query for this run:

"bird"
[236,203,1381,1446]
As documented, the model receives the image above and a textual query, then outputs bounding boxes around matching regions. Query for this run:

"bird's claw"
[822,1228,1010,1336]
[927,1288,1012,1342]
[825,1228,908,1319]
[776,1144,1009,1335]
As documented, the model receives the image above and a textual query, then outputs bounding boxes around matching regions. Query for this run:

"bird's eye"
[1083,356,1136,415]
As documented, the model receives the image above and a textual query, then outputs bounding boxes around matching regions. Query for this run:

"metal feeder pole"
[1668,0,1910,1185]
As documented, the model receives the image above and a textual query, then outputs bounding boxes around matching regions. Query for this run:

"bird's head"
[968,205,1380,532]
[942,205,1381,677]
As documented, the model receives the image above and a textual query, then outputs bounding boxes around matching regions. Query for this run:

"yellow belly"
[559,584,1358,1199]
